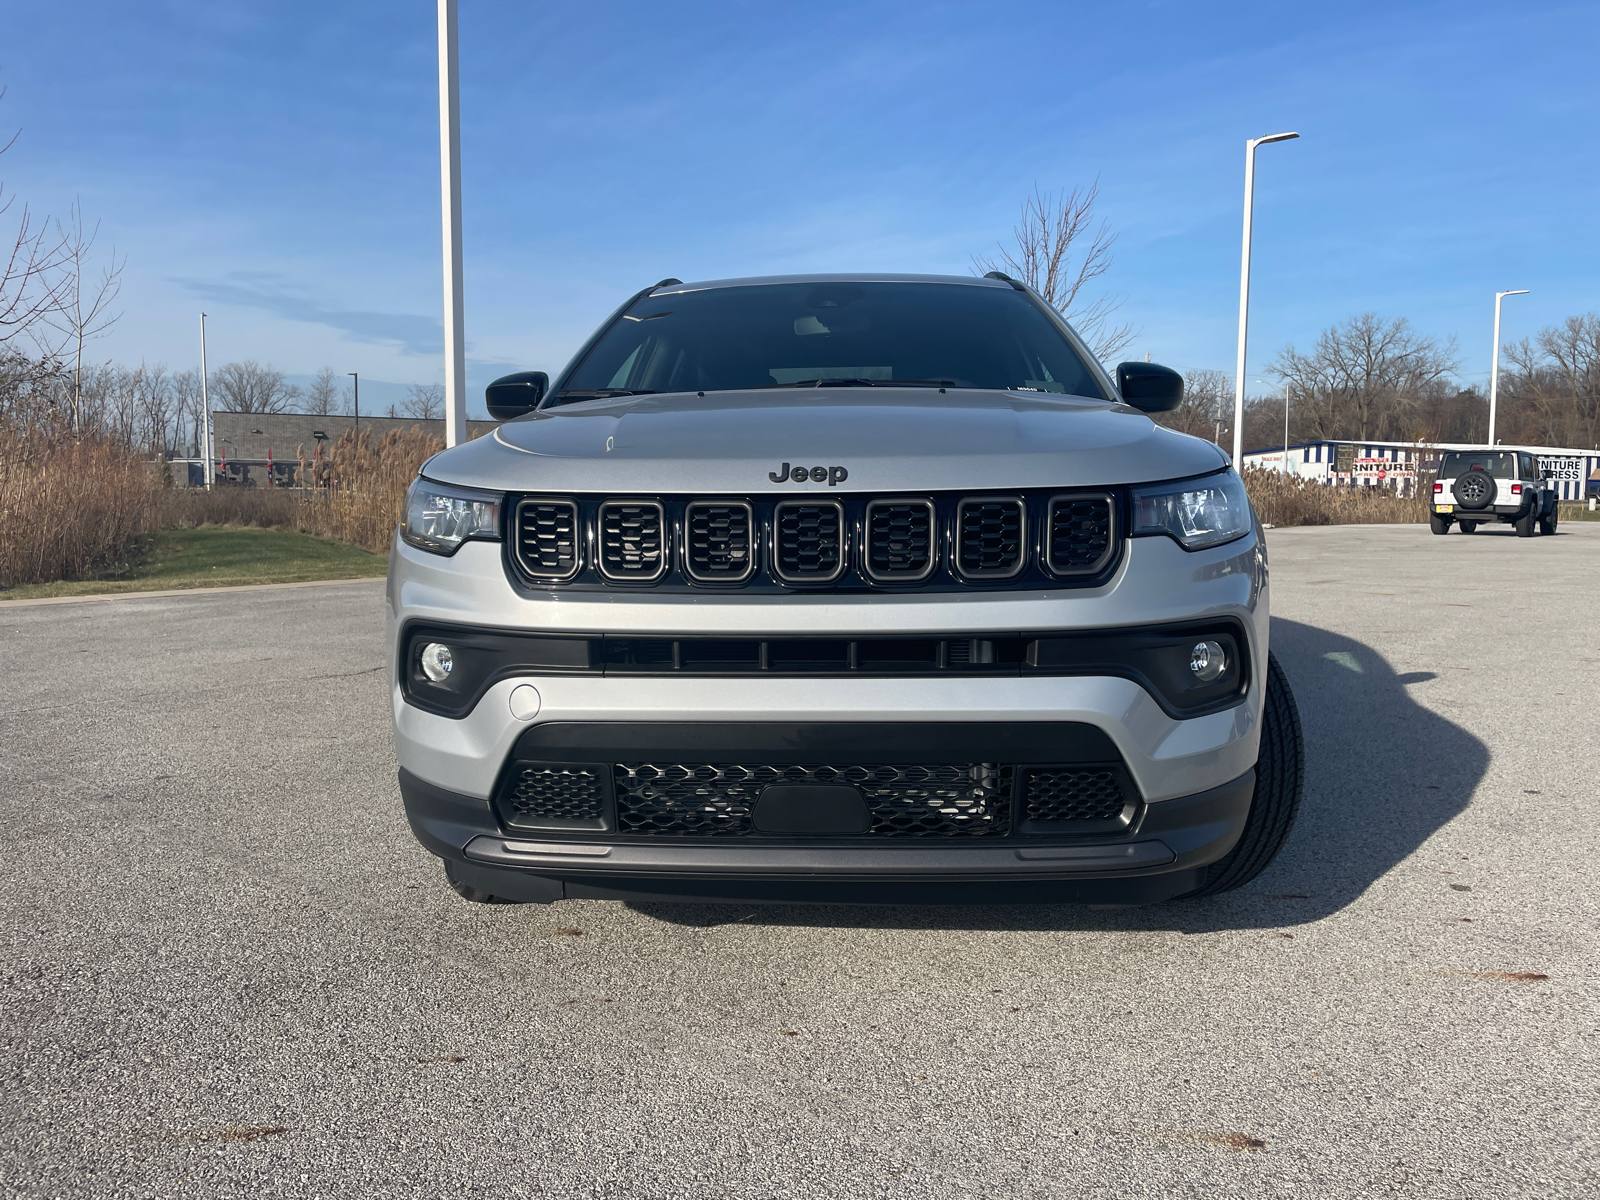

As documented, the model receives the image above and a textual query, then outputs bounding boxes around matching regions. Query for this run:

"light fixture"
[420,643,454,683]
[1189,640,1227,683]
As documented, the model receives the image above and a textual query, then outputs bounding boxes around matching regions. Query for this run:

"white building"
[1240,440,1600,502]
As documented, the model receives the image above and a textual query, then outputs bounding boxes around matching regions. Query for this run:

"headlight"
[1131,470,1253,551]
[401,479,503,555]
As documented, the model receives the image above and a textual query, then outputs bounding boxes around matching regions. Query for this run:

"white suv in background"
[1432,450,1558,536]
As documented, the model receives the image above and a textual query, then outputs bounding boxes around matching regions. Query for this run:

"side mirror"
[485,371,548,420]
[1115,362,1184,413]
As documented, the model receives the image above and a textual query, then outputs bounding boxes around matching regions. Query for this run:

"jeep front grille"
[502,765,606,827]
[598,501,666,582]
[613,762,1012,837]
[514,500,580,581]
[1046,494,1114,575]
[956,497,1024,579]
[773,500,845,583]
[864,499,935,582]
[685,502,755,582]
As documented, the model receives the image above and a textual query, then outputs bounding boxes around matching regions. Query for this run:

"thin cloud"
[177,273,442,355]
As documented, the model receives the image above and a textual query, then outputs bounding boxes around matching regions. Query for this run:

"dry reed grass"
[293,426,443,551]
[1242,467,1428,527]
[0,419,161,587]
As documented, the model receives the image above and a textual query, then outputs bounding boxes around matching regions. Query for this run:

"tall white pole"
[1230,132,1299,472]
[438,0,466,448]
[1488,289,1528,447]
[1282,388,1291,475]
[199,312,213,490]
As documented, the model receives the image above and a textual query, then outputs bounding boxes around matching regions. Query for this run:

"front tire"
[1429,513,1451,535]
[1459,521,1478,533]
[1539,504,1558,536]
[443,858,521,904]
[1180,651,1305,898]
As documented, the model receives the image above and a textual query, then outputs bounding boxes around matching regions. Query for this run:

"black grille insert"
[956,497,1025,579]
[614,762,1012,837]
[502,764,607,829]
[514,500,580,581]
[597,501,666,582]
[685,502,755,582]
[773,500,845,583]
[864,499,935,582]
[1022,766,1130,823]
[1046,494,1114,576]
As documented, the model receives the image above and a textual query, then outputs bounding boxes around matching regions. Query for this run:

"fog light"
[1189,640,1226,683]
[420,642,454,683]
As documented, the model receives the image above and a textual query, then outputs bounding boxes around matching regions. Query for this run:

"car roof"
[652,273,1016,295]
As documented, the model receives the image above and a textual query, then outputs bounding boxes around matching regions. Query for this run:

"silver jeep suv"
[388,274,1304,906]
[1431,449,1559,536]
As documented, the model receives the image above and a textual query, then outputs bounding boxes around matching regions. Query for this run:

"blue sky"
[3,1,1596,417]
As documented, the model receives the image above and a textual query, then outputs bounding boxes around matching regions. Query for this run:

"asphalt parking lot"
[2,522,1597,1199]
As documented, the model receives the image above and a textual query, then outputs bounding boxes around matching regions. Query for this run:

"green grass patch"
[0,526,388,601]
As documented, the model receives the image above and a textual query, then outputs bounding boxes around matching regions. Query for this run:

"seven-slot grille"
[864,499,935,582]
[773,500,845,583]
[514,500,580,580]
[1046,494,1114,575]
[685,502,755,582]
[956,497,1024,579]
[598,501,666,582]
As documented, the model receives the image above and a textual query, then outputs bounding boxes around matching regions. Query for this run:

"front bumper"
[402,766,1254,905]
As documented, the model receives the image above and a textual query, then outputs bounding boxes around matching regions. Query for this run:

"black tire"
[1459,521,1478,533]
[443,858,520,904]
[1539,504,1557,536]
[1180,651,1305,898]
[1452,472,1495,510]
[1515,507,1537,537]
[1429,513,1451,535]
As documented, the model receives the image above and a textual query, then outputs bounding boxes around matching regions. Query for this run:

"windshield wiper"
[773,378,955,389]
[548,388,657,405]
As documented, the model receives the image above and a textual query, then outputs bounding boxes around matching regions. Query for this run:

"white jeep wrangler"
[1432,450,1559,537]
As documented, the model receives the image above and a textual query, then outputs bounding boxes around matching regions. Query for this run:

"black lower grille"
[1047,495,1113,575]
[1022,766,1128,822]
[614,762,1012,837]
[502,765,606,825]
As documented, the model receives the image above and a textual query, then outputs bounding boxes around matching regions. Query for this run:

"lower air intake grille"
[515,501,579,580]
[685,503,754,582]
[957,498,1024,578]
[1022,766,1128,822]
[865,500,935,582]
[614,763,1011,837]
[598,502,665,582]
[502,766,606,825]
[774,501,844,582]
[1047,495,1114,575]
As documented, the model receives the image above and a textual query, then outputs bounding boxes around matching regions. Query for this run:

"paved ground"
[2,523,1597,1199]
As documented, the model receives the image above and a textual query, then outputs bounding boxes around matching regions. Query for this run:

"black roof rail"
[983,271,1026,291]
[652,278,683,290]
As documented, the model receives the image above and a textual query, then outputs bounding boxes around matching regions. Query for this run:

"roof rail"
[652,278,683,290]
[983,271,1026,291]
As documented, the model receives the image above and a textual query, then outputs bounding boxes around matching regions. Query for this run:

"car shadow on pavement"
[628,617,1489,933]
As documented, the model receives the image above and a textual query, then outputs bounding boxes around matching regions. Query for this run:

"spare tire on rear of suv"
[1453,471,1495,510]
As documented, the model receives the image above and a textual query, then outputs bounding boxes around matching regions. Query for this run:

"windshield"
[549,281,1109,407]
[1441,451,1513,479]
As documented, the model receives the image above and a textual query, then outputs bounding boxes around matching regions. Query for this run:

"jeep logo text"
[768,463,848,486]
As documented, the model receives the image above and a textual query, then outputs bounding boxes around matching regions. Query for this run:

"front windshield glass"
[1441,451,1514,479]
[550,281,1108,406]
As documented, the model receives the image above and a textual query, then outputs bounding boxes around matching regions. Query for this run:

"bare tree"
[209,360,295,414]
[171,368,204,454]
[305,366,341,415]
[0,88,70,350]
[1153,368,1230,443]
[973,181,1135,361]
[403,382,444,420]
[38,199,123,431]
[1503,314,1600,449]
[1269,315,1459,442]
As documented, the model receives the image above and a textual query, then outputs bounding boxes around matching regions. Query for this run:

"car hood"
[423,388,1229,493]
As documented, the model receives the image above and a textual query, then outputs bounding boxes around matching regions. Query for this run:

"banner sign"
[1352,457,1415,479]
[1538,456,1585,482]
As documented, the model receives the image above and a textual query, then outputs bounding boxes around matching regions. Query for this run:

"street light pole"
[347,372,359,435]
[437,0,467,447]
[1488,289,1528,447]
[199,312,213,490]
[1231,131,1299,472]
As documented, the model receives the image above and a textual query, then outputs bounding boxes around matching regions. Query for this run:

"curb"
[0,575,386,609]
